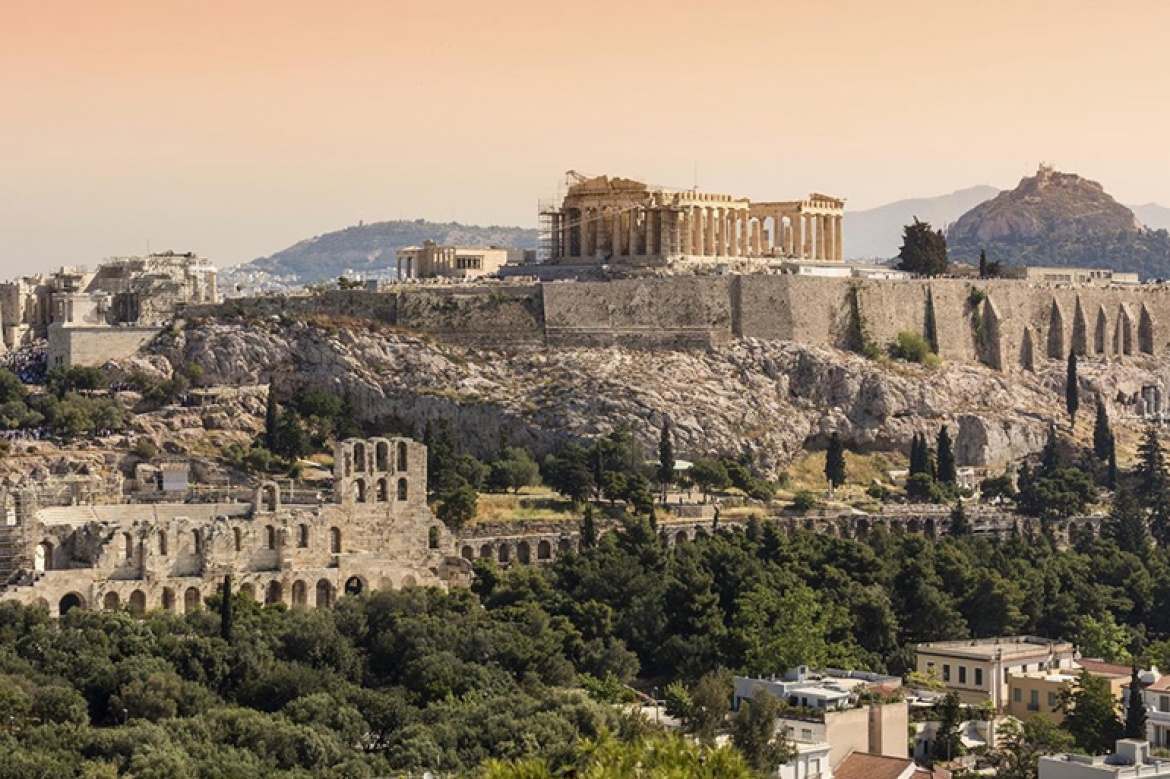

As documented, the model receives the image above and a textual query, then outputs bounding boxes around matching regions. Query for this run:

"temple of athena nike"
[542,172,844,269]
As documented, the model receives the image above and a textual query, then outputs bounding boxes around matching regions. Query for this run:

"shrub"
[791,490,818,512]
[132,439,159,459]
[889,331,938,366]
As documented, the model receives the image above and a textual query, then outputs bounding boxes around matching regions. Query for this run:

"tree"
[1060,670,1123,755]
[1093,401,1114,461]
[1136,426,1169,505]
[270,409,310,461]
[990,715,1073,779]
[896,218,949,277]
[936,425,956,485]
[580,505,598,549]
[730,690,796,774]
[1103,487,1149,555]
[949,501,971,537]
[824,433,847,488]
[220,574,234,642]
[487,447,540,493]
[1066,351,1080,427]
[657,420,674,502]
[686,670,732,745]
[436,480,478,529]
[542,443,595,505]
[689,460,731,500]
[1124,665,1147,740]
[979,249,988,279]
[1041,424,1061,476]
[930,691,966,763]
[264,386,278,451]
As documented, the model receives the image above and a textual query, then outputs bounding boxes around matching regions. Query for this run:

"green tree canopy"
[897,218,949,276]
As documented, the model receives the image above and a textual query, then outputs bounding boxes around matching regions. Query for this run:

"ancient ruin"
[542,172,845,269]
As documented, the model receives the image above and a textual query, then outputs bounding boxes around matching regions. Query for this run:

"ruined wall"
[48,325,161,367]
[395,286,544,347]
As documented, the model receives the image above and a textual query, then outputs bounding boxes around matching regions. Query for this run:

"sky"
[3,0,1170,275]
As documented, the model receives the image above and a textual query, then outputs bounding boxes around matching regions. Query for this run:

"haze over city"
[4,0,1170,276]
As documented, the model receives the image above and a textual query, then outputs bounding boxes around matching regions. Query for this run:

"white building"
[1039,740,1170,778]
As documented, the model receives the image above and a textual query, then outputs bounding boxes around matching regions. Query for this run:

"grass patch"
[474,492,578,524]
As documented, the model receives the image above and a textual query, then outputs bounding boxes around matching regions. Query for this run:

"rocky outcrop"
[146,317,1169,475]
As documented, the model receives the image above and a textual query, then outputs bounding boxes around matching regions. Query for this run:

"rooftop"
[835,752,920,779]
[918,636,1075,661]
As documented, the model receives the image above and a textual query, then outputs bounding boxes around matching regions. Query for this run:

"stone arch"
[1140,304,1156,354]
[461,545,474,560]
[695,527,709,540]
[558,538,574,554]
[129,590,147,616]
[59,592,85,615]
[924,518,937,539]
[354,478,368,503]
[676,530,689,545]
[266,580,283,605]
[315,579,334,607]
[1095,305,1110,356]
[238,583,256,601]
[428,526,440,549]
[103,591,120,611]
[377,478,388,502]
[1047,299,1066,359]
[123,532,134,561]
[517,541,531,564]
[537,539,552,560]
[192,529,203,555]
[907,518,921,534]
[34,541,52,573]
[184,586,201,613]
[292,580,307,607]
[258,481,279,512]
[397,441,409,472]
[498,543,511,563]
[1020,326,1036,371]
[353,441,367,473]
[330,527,342,554]
[1071,298,1088,356]
[375,440,390,472]
[401,574,417,588]
[344,576,365,596]
[397,478,408,502]
[265,524,277,550]
[233,527,243,552]
[855,517,870,538]
[1116,305,1134,355]
[480,543,493,558]
[162,587,176,611]
[297,524,309,548]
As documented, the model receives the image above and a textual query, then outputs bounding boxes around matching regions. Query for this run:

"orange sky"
[3,0,1170,273]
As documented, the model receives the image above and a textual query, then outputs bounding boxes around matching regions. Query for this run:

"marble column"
[706,207,717,256]
[835,215,844,260]
[729,211,740,257]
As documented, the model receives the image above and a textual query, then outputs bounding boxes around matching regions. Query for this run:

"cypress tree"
[949,500,971,537]
[1125,665,1148,740]
[1136,426,1169,505]
[825,432,847,487]
[1066,351,1080,427]
[978,249,988,279]
[1041,424,1061,476]
[1093,401,1114,460]
[264,386,278,451]
[580,504,597,549]
[936,426,956,485]
[220,574,234,642]
[908,434,923,476]
[657,419,675,502]
[1104,486,1149,555]
[1108,444,1119,491]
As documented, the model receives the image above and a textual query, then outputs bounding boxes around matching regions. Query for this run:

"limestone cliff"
[947,166,1170,279]
[151,317,1166,475]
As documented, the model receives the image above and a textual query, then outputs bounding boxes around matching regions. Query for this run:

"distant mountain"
[221,220,540,292]
[1132,203,1170,232]
[844,185,1000,260]
[947,166,1170,279]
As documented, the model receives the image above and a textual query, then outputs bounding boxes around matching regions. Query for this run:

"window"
[1048,692,1058,709]
[232,527,242,552]
[1029,690,1040,712]
[297,524,309,548]
[1013,687,1022,703]
[1160,695,1170,714]
[974,668,983,687]
[942,664,951,682]
[959,667,967,685]
[800,728,812,742]
[266,525,276,550]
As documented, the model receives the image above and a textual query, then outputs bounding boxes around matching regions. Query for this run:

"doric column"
[706,207,717,256]
[802,214,812,259]
[815,215,825,260]
[729,211,740,257]
[613,210,623,257]
[584,208,597,258]
[753,218,763,256]
[835,214,844,261]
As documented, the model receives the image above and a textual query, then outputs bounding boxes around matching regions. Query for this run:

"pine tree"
[825,432,847,487]
[657,419,675,502]
[220,574,234,642]
[936,426,956,485]
[1093,401,1114,460]
[1041,424,1061,476]
[1136,426,1169,505]
[1104,486,1149,555]
[896,218,949,277]
[1066,351,1080,427]
[264,385,278,451]
[1124,665,1148,740]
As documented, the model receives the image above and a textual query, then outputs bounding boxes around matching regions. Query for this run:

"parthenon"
[544,173,845,267]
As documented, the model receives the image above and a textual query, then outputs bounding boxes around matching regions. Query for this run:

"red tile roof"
[835,752,916,779]
[1079,659,1133,678]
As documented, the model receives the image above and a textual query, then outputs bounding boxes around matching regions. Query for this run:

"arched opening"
[124,532,134,561]
[292,580,307,607]
[397,478,408,502]
[377,478,388,502]
[925,518,937,539]
[355,479,368,503]
[376,441,390,472]
[461,545,474,560]
[315,579,334,608]
[34,541,52,573]
[192,530,203,555]
[263,484,278,512]
[129,590,147,616]
[428,526,440,549]
[239,583,256,601]
[498,544,511,564]
[297,524,309,548]
[233,527,242,552]
[401,575,417,588]
[1095,306,1109,356]
[676,531,689,545]
[397,442,408,472]
[537,540,552,560]
[344,576,364,596]
[908,518,921,534]
[517,541,531,564]
[266,525,276,550]
[480,544,492,558]
[162,587,176,612]
[184,587,201,613]
[158,531,168,556]
[266,580,283,605]
[103,591,120,611]
[558,538,573,554]
[330,527,342,554]
[59,593,84,616]
[695,528,708,540]
[353,442,367,472]
[1117,306,1134,356]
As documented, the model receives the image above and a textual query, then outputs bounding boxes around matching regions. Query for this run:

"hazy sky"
[4,0,1170,275]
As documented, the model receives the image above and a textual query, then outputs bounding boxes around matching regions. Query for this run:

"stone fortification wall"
[48,326,161,367]
[542,277,734,349]
[395,286,544,347]
[185,290,399,324]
